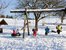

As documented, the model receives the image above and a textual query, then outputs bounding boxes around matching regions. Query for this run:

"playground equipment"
[10,8,66,38]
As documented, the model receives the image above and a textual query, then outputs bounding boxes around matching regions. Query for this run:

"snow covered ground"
[0,18,66,50]
[0,30,66,50]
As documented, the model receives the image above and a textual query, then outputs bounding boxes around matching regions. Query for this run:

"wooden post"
[23,14,26,38]
[25,8,30,35]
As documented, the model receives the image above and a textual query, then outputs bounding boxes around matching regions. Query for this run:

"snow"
[0,32,66,50]
[0,18,66,50]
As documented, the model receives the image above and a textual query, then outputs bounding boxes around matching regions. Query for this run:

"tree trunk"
[61,11,65,24]
[34,12,41,33]
[35,17,38,31]
[61,17,63,23]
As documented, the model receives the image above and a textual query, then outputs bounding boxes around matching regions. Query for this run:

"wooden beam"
[10,8,65,13]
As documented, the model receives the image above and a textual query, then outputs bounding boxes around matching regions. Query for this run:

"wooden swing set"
[10,8,66,38]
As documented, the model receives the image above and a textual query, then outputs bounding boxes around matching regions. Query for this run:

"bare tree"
[57,11,66,23]
[0,0,10,14]
[17,0,66,31]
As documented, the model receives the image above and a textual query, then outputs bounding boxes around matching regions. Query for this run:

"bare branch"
[0,0,11,9]
[38,16,46,22]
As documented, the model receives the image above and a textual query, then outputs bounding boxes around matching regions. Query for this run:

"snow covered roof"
[10,8,65,13]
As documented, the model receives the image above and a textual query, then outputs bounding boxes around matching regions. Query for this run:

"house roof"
[0,19,8,25]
